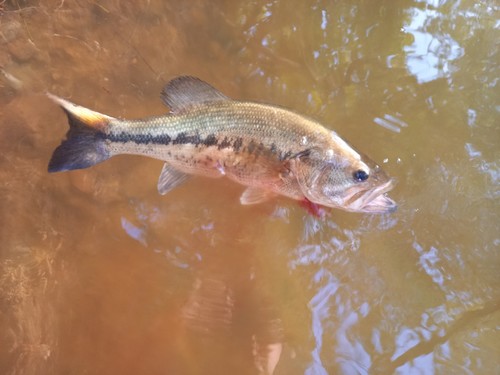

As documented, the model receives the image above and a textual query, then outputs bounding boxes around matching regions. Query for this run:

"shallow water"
[0,1,498,374]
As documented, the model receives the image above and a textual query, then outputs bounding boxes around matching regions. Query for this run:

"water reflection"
[403,2,464,83]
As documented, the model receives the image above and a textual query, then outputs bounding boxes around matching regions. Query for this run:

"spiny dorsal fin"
[161,76,229,112]
[157,163,190,195]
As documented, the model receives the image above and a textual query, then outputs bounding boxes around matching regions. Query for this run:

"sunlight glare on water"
[0,0,499,374]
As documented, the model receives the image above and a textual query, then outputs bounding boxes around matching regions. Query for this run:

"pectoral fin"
[240,186,277,205]
[158,163,190,195]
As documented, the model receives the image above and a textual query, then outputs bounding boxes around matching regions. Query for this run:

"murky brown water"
[1,1,498,374]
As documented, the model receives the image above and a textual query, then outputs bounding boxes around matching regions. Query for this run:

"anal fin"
[158,163,190,195]
[240,186,277,205]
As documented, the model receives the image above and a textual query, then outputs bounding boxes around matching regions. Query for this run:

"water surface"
[1,1,498,374]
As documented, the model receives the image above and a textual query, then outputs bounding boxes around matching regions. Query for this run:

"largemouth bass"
[48,76,396,213]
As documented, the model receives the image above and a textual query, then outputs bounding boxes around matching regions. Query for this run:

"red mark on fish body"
[299,198,327,218]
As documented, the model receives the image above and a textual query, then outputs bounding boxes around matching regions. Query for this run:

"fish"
[47,76,396,214]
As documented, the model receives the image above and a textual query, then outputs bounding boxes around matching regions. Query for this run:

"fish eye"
[353,169,369,182]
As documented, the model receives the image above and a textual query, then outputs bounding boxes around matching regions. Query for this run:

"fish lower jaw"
[340,180,397,213]
[355,194,397,213]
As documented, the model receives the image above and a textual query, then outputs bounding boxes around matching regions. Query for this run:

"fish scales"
[104,101,329,190]
[47,76,396,213]
[106,101,326,163]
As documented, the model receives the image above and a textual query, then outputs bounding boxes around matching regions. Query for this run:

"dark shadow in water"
[118,190,303,375]
[179,261,285,375]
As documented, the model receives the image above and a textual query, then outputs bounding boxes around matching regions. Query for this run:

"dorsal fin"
[160,76,229,112]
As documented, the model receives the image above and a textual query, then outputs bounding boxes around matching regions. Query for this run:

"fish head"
[292,133,397,214]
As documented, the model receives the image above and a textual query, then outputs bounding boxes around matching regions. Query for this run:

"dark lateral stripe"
[106,131,291,160]
[106,131,172,145]
[172,132,201,145]
[218,136,231,150]
[203,134,218,147]
[106,130,246,151]
[233,138,243,152]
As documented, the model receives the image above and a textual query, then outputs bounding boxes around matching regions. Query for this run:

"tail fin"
[47,93,115,172]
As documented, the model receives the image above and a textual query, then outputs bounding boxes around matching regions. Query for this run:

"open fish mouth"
[345,179,397,213]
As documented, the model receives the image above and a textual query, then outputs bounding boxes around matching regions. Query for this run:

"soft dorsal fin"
[161,76,229,112]
[157,163,190,195]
